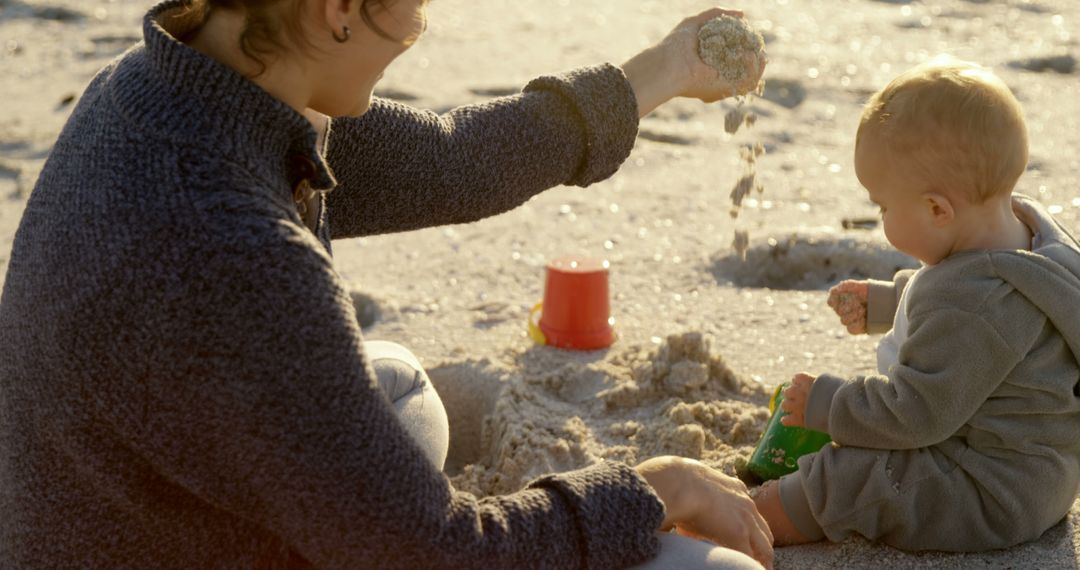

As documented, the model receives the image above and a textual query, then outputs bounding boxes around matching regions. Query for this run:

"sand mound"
[449,332,771,497]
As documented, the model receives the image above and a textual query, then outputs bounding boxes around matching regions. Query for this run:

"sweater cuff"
[779,473,826,541]
[527,461,663,569]
[804,374,844,434]
[523,63,639,187]
[865,279,897,334]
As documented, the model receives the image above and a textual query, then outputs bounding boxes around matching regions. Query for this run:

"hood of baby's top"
[998,194,1080,370]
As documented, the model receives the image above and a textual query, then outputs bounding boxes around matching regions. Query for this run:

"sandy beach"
[2,0,1079,567]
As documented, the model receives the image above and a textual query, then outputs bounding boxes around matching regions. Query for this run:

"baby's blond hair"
[856,56,1029,203]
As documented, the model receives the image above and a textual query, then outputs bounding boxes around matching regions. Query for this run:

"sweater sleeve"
[803,306,1023,448]
[323,63,639,239]
[92,200,662,569]
[865,269,918,334]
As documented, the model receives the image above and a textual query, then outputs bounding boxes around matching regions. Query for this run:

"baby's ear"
[923,192,955,226]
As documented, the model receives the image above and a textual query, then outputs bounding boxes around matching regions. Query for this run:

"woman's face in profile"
[313,0,429,117]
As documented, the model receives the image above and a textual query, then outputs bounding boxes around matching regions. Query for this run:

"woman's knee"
[364,340,450,471]
[630,533,764,570]
[366,340,427,402]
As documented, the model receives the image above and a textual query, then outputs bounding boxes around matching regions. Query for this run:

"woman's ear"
[322,0,354,37]
[923,192,955,227]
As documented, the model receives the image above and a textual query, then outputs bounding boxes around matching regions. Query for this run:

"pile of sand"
[446,332,771,497]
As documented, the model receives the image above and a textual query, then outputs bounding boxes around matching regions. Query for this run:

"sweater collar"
[121,0,336,191]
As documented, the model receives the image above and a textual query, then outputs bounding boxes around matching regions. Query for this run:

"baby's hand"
[827,280,870,334]
[780,373,815,428]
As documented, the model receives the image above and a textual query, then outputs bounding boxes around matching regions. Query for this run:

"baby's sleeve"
[865,269,917,334]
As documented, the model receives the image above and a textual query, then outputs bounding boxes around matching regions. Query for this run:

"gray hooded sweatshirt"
[780,194,1080,551]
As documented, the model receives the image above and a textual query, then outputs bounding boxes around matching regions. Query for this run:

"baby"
[752,57,1080,551]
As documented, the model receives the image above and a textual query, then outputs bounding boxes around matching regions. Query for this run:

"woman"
[0,0,770,568]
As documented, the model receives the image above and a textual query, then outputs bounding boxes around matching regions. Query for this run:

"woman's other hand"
[826,280,870,334]
[622,7,766,117]
[636,456,774,570]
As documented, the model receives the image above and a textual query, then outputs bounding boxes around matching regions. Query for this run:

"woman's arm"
[323,63,638,239]
[322,7,765,239]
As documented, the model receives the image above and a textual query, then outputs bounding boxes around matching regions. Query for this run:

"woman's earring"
[332,25,351,43]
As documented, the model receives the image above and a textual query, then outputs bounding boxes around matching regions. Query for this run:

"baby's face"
[854,138,950,265]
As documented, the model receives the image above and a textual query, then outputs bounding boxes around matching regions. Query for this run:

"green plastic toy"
[747,383,833,482]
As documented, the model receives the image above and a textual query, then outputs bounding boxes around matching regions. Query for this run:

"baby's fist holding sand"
[827,280,869,334]
[780,373,815,428]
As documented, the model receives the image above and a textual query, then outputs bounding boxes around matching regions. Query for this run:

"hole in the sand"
[426,360,512,476]
[1,2,86,22]
[711,233,919,290]
[1008,54,1076,75]
[373,87,420,102]
[0,141,30,154]
[895,18,933,30]
[349,290,382,329]
[1016,2,1051,13]
[764,130,794,148]
[90,34,141,46]
[468,86,520,97]
[0,159,21,179]
[760,78,807,109]
[80,34,142,59]
[470,301,521,330]
[637,128,697,146]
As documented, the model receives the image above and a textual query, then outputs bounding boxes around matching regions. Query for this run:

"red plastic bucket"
[528,256,615,350]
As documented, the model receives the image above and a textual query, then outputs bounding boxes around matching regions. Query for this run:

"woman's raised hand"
[622,7,767,117]
[636,456,774,569]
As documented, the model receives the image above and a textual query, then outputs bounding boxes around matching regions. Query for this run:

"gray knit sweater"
[0,1,664,568]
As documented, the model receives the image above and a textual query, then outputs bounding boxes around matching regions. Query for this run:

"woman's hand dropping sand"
[636,456,774,569]
[622,7,766,117]
[827,280,870,334]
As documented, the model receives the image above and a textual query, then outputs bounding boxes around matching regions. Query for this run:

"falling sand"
[729,143,766,260]
[696,16,770,261]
